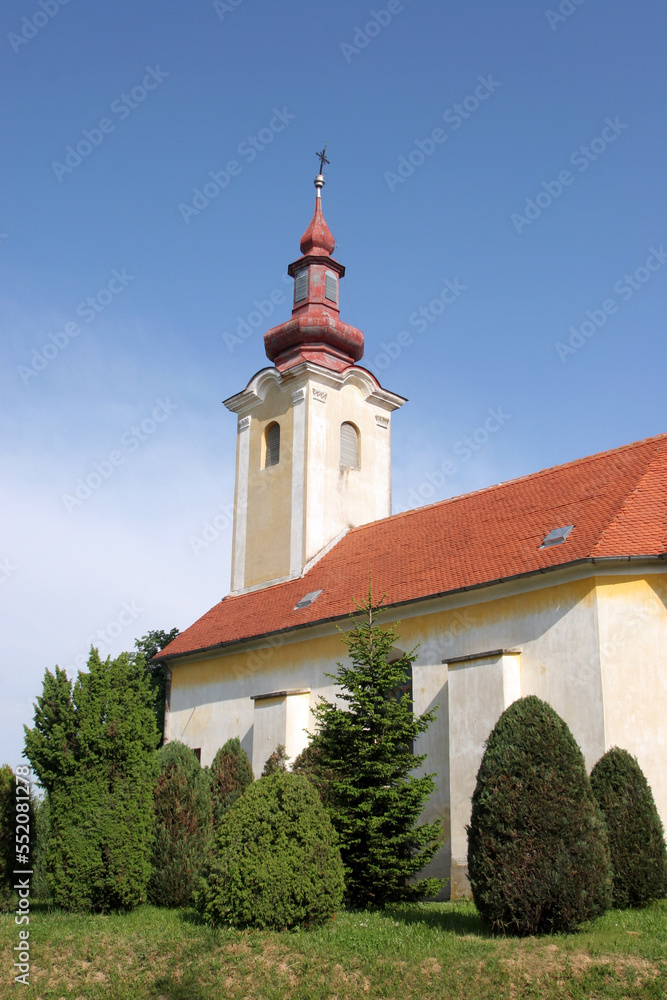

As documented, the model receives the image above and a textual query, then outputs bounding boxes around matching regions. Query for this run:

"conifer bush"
[208,737,253,824]
[467,695,612,935]
[590,747,667,908]
[196,770,344,930]
[24,652,158,912]
[306,592,443,907]
[149,741,212,908]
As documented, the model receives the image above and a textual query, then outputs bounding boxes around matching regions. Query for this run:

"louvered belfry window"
[265,422,280,467]
[294,269,308,303]
[340,422,359,469]
[325,270,338,303]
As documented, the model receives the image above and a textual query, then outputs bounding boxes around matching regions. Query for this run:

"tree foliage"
[24,651,158,912]
[196,770,344,929]
[467,695,612,935]
[590,747,667,908]
[262,744,290,777]
[306,591,443,907]
[134,628,180,745]
[208,738,253,825]
[149,741,212,907]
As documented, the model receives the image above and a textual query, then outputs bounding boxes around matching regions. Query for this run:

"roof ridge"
[346,431,667,537]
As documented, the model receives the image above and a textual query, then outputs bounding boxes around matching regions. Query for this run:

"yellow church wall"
[243,386,294,588]
[166,566,666,897]
[596,573,667,822]
[305,380,392,563]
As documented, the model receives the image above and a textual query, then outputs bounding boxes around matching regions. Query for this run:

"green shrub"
[24,653,158,912]
[590,747,667,907]
[208,738,253,824]
[262,744,289,776]
[149,741,212,908]
[196,770,345,929]
[467,695,612,935]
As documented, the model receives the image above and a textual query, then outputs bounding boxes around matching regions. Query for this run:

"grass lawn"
[1,898,665,1000]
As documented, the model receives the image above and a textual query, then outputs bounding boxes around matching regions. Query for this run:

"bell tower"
[224,164,406,594]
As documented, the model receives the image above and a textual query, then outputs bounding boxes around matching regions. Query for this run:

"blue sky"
[2,0,666,767]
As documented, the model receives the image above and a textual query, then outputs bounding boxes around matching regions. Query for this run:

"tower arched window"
[340,422,360,469]
[264,422,280,468]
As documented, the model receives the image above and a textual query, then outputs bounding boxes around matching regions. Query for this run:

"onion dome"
[264,172,364,373]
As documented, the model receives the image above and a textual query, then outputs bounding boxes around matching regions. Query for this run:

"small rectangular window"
[294,269,308,303]
[325,270,338,303]
[192,748,201,763]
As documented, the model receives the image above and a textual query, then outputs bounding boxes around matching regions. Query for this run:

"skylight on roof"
[540,524,574,548]
[294,589,322,610]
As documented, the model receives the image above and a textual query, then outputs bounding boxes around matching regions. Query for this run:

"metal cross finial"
[316,144,329,174]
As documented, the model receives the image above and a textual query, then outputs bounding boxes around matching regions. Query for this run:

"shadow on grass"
[380,903,492,937]
[151,974,208,1000]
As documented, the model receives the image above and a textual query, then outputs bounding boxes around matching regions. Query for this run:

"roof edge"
[158,553,667,662]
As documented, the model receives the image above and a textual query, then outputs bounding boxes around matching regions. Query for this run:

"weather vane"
[316,143,329,175]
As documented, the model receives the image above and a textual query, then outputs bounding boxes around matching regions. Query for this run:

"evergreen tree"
[208,738,253,824]
[467,695,612,935]
[24,651,158,912]
[262,744,290,776]
[196,770,345,930]
[149,741,212,907]
[590,747,667,907]
[134,628,180,745]
[307,590,443,907]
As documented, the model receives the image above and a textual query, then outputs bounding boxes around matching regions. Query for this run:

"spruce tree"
[308,591,443,907]
[208,738,253,824]
[590,747,667,907]
[24,651,158,911]
[149,741,212,907]
[467,695,612,935]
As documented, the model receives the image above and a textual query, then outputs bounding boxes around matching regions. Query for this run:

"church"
[159,167,667,897]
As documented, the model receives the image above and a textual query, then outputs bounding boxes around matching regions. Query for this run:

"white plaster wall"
[597,576,667,823]
[412,663,450,897]
[252,696,288,777]
[446,652,521,897]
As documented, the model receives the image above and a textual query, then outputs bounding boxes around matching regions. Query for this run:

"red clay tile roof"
[161,433,667,659]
